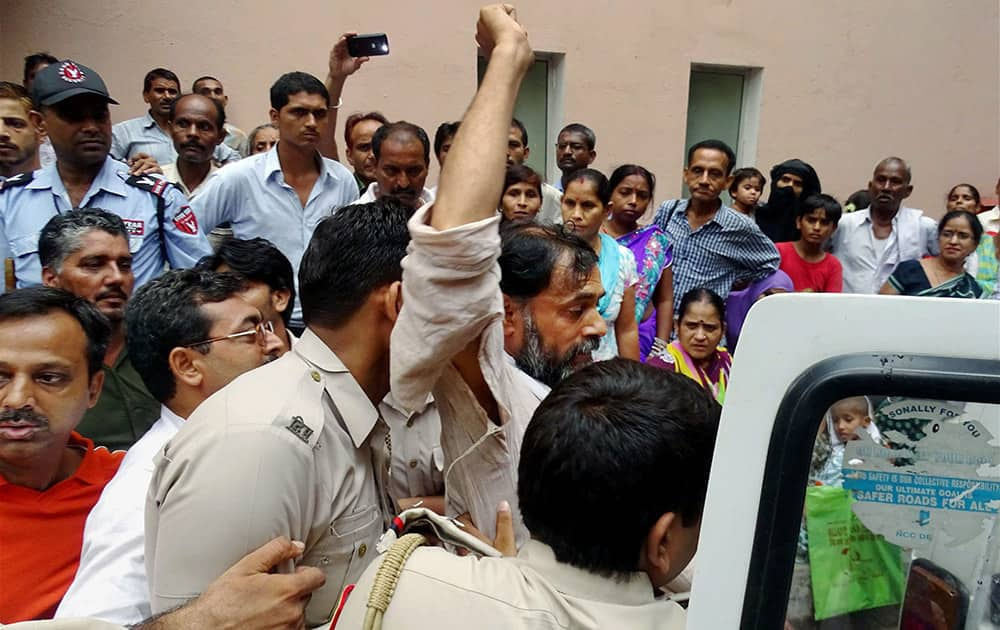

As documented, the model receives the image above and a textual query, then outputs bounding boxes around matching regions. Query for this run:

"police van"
[689,294,1000,629]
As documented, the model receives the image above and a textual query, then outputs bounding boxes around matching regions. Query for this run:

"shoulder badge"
[0,171,34,193]
[124,174,172,197]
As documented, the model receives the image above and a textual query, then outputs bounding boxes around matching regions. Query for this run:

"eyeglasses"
[184,321,274,348]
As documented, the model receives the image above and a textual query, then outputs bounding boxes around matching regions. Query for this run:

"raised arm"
[319,34,369,161]
[431,4,534,230]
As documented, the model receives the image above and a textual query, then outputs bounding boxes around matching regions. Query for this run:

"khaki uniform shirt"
[335,540,687,629]
[390,205,548,546]
[144,330,394,628]
[380,393,444,504]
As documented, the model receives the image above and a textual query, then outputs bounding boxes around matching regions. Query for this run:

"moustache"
[180,141,206,150]
[0,407,49,428]
[96,288,128,302]
[0,143,19,151]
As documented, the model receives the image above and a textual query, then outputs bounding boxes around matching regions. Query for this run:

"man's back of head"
[519,358,720,586]
[299,198,413,330]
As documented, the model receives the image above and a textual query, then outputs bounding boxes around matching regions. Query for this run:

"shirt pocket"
[301,504,382,627]
[9,232,39,259]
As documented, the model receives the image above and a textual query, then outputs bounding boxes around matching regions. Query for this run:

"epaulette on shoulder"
[124,174,173,198]
[0,171,34,192]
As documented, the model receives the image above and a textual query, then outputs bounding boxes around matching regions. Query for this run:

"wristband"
[328,96,343,110]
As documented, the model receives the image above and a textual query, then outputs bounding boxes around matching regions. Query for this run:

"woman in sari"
[648,288,731,403]
[603,164,674,360]
[601,165,672,359]
[561,168,640,361]
[879,210,983,298]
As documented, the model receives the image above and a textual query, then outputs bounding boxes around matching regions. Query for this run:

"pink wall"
[2,0,997,215]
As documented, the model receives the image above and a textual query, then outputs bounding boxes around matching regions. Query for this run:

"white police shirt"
[111,112,240,167]
[0,156,212,291]
[190,145,359,328]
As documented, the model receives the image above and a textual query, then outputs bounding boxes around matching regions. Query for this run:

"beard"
[512,308,599,389]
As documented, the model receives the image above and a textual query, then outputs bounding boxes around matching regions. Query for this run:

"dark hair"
[168,93,226,129]
[503,164,542,196]
[678,287,726,323]
[39,208,129,272]
[564,168,611,205]
[23,52,58,86]
[196,238,296,327]
[608,164,656,200]
[938,210,984,244]
[687,139,737,175]
[519,359,720,576]
[126,270,248,403]
[0,287,110,377]
[510,117,528,147]
[372,121,430,165]
[344,111,389,149]
[191,76,221,92]
[269,72,328,111]
[558,123,596,151]
[299,199,412,328]
[799,193,843,226]
[433,121,461,158]
[947,183,981,206]
[143,68,180,93]
[845,189,871,212]
[729,167,766,194]
[499,223,598,300]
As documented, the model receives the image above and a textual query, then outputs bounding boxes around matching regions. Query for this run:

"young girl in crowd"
[946,183,981,214]
[777,193,844,293]
[944,183,998,297]
[499,164,543,223]
[880,210,983,298]
[561,168,640,361]
[648,288,732,403]
[601,164,673,358]
[728,167,766,216]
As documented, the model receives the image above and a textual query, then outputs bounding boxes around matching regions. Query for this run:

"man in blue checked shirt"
[0,60,212,292]
[653,139,780,315]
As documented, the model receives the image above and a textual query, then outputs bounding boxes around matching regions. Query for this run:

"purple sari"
[616,225,673,359]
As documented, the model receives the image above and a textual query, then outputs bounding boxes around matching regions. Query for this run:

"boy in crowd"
[777,193,843,292]
[728,167,765,216]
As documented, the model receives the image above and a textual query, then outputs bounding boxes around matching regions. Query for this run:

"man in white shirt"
[354,121,435,209]
[190,71,360,332]
[159,94,225,200]
[55,269,282,625]
[830,156,938,293]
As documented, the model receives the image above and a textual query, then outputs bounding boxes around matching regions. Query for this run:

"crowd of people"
[0,3,997,629]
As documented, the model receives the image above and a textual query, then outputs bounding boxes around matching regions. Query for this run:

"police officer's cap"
[31,60,119,107]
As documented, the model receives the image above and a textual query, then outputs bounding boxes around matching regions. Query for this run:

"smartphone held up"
[347,33,389,57]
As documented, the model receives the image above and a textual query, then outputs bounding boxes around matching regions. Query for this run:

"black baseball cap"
[30,60,118,107]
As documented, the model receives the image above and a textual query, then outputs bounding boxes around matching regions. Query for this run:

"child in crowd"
[499,164,543,223]
[728,167,766,216]
[778,194,844,292]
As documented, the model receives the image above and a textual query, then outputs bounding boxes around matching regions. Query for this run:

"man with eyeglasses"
[39,208,160,451]
[56,268,282,625]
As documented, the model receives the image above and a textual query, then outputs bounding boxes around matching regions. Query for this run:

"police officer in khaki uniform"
[145,199,413,628]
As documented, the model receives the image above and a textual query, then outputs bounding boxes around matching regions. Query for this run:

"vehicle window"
[787,396,999,630]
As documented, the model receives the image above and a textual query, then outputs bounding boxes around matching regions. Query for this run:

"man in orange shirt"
[0,287,123,622]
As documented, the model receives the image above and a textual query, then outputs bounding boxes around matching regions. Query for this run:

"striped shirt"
[653,198,780,312]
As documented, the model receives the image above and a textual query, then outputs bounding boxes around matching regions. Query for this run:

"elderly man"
[160,94,226,200]
[40,209,160,450]
[0,287,123,622]
[0,60,212,292]
[353,121,435,209]
[831,157,938,293]
[56,269,281,625]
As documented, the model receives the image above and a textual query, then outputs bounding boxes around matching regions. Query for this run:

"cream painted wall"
[2,0,998,216]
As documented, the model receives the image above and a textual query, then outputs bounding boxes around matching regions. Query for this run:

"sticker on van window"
[841,399,1000,552]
